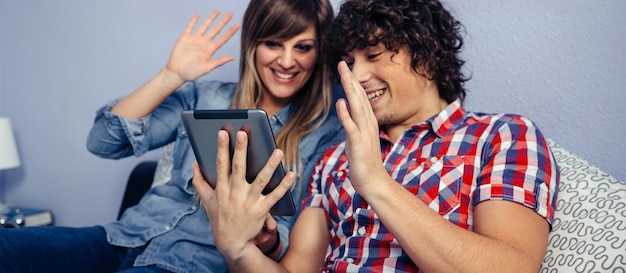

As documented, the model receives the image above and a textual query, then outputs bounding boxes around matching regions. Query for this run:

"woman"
[0,0,341,272]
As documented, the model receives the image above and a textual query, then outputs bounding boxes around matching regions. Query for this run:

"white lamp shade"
[0,117,21,170]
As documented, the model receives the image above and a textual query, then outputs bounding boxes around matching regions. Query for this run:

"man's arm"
[361,179,549,273]
[280,207,329,272]
[335,60,550,272]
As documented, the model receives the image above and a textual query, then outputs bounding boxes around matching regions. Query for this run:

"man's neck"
[383,99,450,142]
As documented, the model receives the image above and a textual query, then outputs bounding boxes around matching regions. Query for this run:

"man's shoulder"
[318,141,347,167]
[465,111,538,129]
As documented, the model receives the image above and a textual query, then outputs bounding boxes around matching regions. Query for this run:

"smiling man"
[193,0,560,272]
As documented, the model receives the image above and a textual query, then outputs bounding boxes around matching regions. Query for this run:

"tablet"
[181,109,296,216]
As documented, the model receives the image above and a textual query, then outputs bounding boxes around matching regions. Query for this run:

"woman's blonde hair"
[231,0,335,180]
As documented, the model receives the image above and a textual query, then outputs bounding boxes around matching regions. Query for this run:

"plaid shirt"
[303,100,559,273]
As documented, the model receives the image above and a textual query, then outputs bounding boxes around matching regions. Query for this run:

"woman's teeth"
[274,71,295,79]
[367,90,385,101]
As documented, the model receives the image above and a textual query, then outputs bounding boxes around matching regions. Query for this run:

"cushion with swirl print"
[541,139,626,273]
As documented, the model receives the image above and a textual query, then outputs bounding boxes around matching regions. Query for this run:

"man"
[192,0,559,272]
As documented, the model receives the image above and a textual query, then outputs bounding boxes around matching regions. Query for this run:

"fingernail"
[218,130,226,141]
[272,150,282,160]
[237,131,245,143]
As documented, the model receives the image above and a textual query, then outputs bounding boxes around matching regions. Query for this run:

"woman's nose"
[277,50,295,69]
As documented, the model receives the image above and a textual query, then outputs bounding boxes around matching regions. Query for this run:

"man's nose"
[350,60,370,84]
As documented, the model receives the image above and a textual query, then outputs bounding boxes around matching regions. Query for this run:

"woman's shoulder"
[194,79,237,96]
[189,79,238,109]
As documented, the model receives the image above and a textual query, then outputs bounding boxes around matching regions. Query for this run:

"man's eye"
[264,41,281,48]
[367,53,382,60]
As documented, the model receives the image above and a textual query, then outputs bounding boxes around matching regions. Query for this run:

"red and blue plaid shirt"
[303,100,559,272]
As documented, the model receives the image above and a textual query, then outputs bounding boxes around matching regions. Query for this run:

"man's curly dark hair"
[325,0,469,103]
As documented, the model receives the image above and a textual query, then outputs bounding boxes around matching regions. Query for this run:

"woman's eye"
[295,44,313,52]
[264,41,281,48]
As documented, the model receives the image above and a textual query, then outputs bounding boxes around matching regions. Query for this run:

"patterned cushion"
[541,139,626,272]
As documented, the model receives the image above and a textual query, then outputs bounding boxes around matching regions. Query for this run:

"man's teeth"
[275,71,295,79]
[367,90,385,101]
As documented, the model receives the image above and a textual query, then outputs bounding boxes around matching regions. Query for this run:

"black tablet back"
[181,109,296,216]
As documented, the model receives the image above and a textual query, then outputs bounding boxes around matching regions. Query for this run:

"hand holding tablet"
[181,109,296,216]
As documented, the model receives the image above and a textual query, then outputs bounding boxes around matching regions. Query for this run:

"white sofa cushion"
[541,139,626,272]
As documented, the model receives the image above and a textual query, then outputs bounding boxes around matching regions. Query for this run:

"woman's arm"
[112,11,239,119]
[86,11,239,158]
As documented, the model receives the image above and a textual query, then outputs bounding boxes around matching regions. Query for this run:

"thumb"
[264,214,277,234]
[191,162,214,201]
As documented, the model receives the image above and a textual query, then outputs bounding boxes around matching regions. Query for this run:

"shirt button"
[191,205,197,210]
[430,157,438,163]
[164,225,171,231]
[345,258,354,263]
[358,226,366,235]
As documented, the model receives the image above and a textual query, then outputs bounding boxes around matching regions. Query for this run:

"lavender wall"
[1,0,624,227]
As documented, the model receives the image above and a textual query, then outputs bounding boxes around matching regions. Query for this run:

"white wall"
[0,0,624,227]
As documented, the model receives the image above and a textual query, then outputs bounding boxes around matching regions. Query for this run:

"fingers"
[194,11,239,42]
[191,162,214,201]
[338,61,371,123]
[220,130,295,213]
[336,61,359,133]
[251,149,283,193]
[184,14,201,35]
[215,130,232,191]
[195,10,221,36]
[229,131,249,191]
[204,12,237,41]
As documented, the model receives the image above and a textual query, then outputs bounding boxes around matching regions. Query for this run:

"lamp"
[0,117,21,215]
[0,117,21,170]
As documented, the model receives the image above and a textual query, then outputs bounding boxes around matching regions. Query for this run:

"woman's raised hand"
[166,11,240,83]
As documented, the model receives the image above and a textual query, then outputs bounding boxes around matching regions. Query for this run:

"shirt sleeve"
[473,114,559,225]
[86,82,199,159]
[302,154,330,210]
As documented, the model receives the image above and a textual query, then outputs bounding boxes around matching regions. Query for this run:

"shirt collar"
[427,99,465,137]
[269,103,293,129]
[379,99,465,141]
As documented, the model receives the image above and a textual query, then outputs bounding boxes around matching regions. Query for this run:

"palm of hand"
[166,12,239,83]
[337,62,386,193]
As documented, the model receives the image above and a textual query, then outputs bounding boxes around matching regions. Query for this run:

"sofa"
[122,139,626,272]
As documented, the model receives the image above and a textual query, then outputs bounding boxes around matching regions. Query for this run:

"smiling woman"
[254,26,318,115]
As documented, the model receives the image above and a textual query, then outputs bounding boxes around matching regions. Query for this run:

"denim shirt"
[86,80,344,273]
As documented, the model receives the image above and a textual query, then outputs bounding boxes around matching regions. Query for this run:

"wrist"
[263,230,281,256]
[159,67,185,89]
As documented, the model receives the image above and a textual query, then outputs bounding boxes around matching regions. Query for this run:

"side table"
[0,206,54,228]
